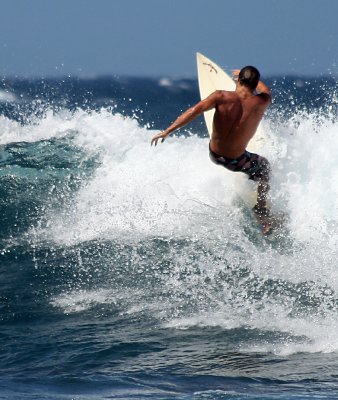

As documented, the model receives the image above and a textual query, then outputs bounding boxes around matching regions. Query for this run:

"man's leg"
[257,180,270,209]
[253,178,273,234]
[252,158,272,234]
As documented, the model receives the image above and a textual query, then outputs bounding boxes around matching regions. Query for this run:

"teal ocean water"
[1,75,338,399]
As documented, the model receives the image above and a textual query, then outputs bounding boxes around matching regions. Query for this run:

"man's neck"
[235,84,254,100]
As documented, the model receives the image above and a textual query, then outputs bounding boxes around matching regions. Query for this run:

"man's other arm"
[256,80,272,104]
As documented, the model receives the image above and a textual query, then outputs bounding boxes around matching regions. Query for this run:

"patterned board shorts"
[209,145,270,183]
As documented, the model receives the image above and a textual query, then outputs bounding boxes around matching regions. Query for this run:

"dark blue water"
[1,74,338,399]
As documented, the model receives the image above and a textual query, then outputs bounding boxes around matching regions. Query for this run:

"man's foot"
[252,204,273,235]
[260,221,273,235]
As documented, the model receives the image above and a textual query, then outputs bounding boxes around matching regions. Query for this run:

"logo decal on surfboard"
[202,62,218,74]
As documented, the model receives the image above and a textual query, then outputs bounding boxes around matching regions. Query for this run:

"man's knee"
[259,157,270,183]
[250,156,270,183]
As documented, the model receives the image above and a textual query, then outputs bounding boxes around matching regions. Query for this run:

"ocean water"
[1,74,338,400]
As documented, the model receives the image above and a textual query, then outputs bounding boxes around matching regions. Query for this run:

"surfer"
[151,66,272,233]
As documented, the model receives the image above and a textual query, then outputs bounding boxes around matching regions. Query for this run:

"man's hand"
[232,69,240,81]
[151,130,169,146]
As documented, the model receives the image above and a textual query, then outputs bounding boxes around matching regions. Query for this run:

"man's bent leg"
[257,180,270,209]
[246,154,271,210]
[251,157,272,234]
[253,178,273,234]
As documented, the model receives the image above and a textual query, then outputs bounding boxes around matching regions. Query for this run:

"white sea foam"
[26,108,338,252]
[11,107,338,355]
[51,288,114,314]
[0,109,79,144]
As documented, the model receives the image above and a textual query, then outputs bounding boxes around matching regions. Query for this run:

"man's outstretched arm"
[151,91,221,146]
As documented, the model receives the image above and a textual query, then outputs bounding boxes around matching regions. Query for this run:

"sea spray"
[2,77,338,398]
[2,106,334,357]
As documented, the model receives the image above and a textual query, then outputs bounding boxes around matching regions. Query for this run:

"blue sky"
[1,0,338,77]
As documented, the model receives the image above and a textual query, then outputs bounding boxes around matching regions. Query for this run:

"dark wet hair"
[238,66,260,90]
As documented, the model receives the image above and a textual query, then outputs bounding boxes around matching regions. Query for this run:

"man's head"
[238,66,260,90]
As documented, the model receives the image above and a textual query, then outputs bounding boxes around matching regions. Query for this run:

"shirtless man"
[151,66,272,232]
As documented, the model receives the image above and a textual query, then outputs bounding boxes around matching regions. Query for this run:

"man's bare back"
[210,89,271,158]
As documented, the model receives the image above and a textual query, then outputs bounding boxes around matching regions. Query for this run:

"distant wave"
[158,77,193,91]
[0,90,17,102]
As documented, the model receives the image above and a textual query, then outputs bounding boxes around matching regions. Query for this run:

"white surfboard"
[196,52,264,152]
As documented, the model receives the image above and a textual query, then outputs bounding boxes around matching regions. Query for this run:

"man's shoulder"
[254,92,272,106]
[214,90,238,102]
